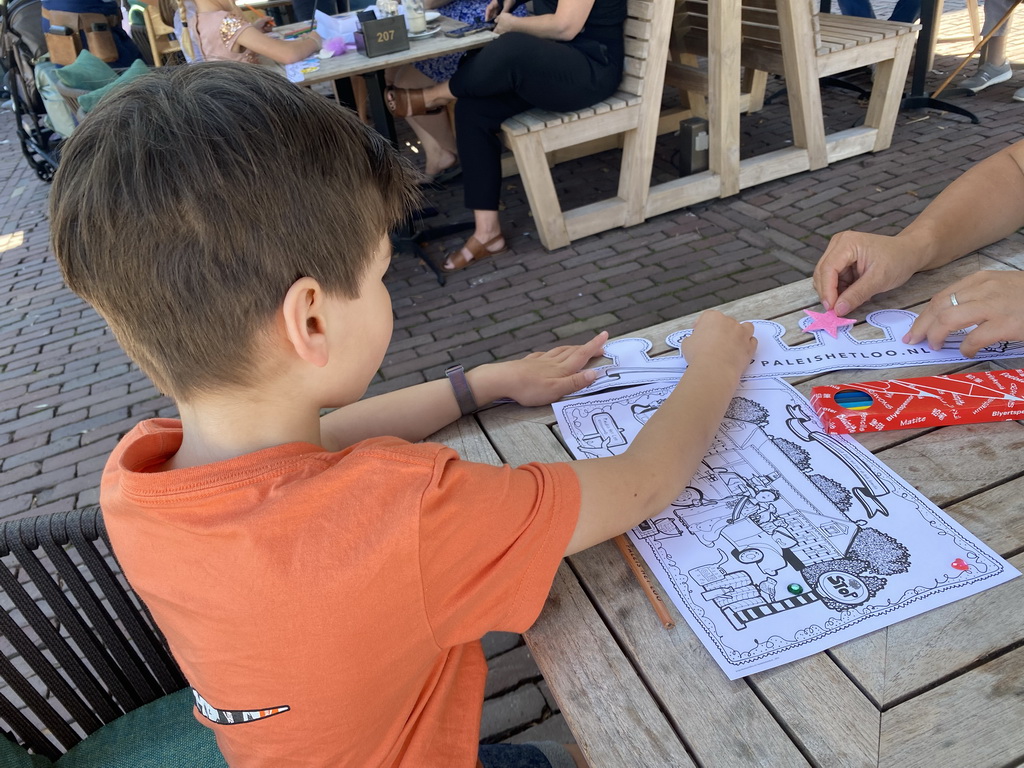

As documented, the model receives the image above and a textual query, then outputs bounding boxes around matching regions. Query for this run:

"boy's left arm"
[319,332,607,449]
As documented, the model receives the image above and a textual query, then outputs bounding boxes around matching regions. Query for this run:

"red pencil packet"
[810,369,1024,435]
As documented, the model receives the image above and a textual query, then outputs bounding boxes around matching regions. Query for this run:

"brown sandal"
[442,233,507,273]
[384,87,443,117]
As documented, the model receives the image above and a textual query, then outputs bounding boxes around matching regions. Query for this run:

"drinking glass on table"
[406,0,427,32]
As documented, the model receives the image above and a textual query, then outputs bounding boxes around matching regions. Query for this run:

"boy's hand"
[679,311,757,376]
[471,331,609,407]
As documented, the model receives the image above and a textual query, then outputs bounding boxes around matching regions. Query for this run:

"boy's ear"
[281,277,331,368]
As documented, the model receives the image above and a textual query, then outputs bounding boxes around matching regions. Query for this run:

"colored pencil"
[613,535,675,630]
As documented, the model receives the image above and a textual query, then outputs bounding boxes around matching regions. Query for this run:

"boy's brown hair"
[51,62,419,402]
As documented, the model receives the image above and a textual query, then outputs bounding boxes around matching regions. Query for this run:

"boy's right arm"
[564,311,756,556]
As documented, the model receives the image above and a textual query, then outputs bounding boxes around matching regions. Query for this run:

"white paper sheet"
[574,309,1024,396]
[553,377,1019,679]
[314,9,358,42]
[282,56,321,82]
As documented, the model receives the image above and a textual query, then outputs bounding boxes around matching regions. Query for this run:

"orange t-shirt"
[100,419,580,768]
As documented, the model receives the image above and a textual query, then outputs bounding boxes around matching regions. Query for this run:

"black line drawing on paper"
[631,394,906,630]
[553,378,1018,678]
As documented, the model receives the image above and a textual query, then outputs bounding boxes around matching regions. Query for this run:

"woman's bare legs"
[412,80,456,110]
[443,208,506,270]
[386,81,504,270]
[391,66,458,177]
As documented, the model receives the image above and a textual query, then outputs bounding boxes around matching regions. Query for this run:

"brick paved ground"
[4,2,1024,747]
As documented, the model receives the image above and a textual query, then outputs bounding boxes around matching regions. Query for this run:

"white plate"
[408,25,441,38]
[425,10,440,21]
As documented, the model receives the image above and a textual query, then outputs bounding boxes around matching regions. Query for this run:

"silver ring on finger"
[950,292,959,307]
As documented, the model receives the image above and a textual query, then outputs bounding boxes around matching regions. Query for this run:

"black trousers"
[448,31,623,212]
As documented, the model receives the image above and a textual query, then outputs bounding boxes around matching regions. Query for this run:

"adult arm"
[813,140,1024,316]
[565,311,757,555]
[486,0,594,40]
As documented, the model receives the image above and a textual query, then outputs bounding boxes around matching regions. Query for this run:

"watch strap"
[445,364,479,416]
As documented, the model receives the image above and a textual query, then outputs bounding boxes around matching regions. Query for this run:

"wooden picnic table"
[430,252,1024,767]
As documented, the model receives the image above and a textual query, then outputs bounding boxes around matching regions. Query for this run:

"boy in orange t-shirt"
[50,62,756,768]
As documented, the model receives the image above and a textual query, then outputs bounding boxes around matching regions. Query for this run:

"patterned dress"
[414,0,527,82]
[195,10,259,63]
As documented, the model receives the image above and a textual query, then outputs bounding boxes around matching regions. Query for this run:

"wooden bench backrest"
[621,0,659,96]
[674,0,821,53]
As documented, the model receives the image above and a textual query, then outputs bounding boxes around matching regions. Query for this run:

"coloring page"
[575,310,1024,396]
[552,378,1019,679]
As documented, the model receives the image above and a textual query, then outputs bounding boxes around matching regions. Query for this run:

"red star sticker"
[803,308,855,338]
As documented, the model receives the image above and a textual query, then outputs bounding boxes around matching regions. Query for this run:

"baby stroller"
[1,0,60,181]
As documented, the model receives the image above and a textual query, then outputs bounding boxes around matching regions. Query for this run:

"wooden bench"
[664,0,769,125]
[683,0,918,171]
[499,0,673,251]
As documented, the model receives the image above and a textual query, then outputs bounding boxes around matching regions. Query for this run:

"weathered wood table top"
[431,251,1024,768]
[268,14,495,84]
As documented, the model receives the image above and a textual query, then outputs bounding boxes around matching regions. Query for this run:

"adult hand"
[679,310,757,376]
[484,0,515,22]
[486,331,609,406]
[903,271,1024,358]
[492,11,517,33]
[813,230,924,317]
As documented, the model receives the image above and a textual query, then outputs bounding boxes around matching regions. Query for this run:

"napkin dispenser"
[355,14,409,57]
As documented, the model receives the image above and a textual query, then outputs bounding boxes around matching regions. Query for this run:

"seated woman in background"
[385,0,625,272]
[188,0,322,63]
[389,0,528,185]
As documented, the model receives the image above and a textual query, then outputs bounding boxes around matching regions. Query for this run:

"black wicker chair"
[0,507,224,765]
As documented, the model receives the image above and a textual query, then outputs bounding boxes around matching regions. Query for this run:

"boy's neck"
[167,391,325,470]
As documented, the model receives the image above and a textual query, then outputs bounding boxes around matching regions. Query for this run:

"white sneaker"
[1013,85,1024,102]
[959,62,1013,92]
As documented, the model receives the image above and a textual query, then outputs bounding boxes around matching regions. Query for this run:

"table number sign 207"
[356,16,409,57]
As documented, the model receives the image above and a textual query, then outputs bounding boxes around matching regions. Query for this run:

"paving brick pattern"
[3,2,1024,748]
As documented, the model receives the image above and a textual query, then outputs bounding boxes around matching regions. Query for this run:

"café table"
[431,252,1024,767]
[267,15,497,283]
[268,14,496,144]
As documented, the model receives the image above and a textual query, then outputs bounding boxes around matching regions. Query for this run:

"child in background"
[188,0,321,63]
[50,62,756,768]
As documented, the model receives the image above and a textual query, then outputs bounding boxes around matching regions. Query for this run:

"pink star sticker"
[803,308,855,338]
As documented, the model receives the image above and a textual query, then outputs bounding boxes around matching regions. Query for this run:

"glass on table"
[405,0,426,33]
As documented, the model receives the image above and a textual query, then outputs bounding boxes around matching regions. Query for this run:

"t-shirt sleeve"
[215,12,253,52]
[417,450,580,648]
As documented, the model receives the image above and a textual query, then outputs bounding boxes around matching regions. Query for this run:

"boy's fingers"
[559,369,598,395]
[565,332,609,368]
